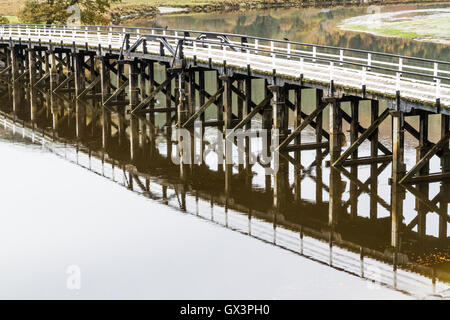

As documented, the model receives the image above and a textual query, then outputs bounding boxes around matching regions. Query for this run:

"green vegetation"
[18,0,121,25]
[341,9,450,43]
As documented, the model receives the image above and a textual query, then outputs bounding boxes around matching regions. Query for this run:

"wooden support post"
[329,166,342,227]
[369,100,379,219]
[139,63,149,153]
[100,57,111,105]
[294,88,301,201]
[237,80,244,120]
[417,112,429,238]
[315,89,324,166]
[391,183,404,249]
[244,77,252,130]
[140,61,147,100]
[100,57,111,150]
[270,84,288,147]
[177,71,188,126]
[263,79,273,151]
[75,100,86,139]
[147,61,156,158]
[439,182,449,240]
[37,49,43,79]
[349,98,359,219]
[188,69,196,116]
[74,53,85,97]
[244,76,252,175]
[129,62,140,161]
[329,99,343,162]
[392,111,406,184]
[12,81,23,115]
[10,46,18,81]
[30,87,38,122]
[44,50,50,83]
[165,66,172,126]
[199,70,206,124]
[117,60,125,101]
[417,112,430,174]
[49,50,58,92]
[28,49,36,86]
[222,75,233,131]
[57,50,63,81]
[51,91,59,134]
[274,157,289,212]
[350,99,359,159]
[216,72,223,132]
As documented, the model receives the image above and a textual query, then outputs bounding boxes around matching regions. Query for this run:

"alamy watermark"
[66,265,81,290]
[66,5,81,26]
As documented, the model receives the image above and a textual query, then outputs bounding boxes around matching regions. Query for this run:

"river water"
[0,3,449,299]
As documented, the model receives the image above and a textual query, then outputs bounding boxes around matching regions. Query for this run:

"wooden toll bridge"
[0,24,450,187]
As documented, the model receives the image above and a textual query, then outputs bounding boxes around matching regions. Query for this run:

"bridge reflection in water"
[1,81,449,299]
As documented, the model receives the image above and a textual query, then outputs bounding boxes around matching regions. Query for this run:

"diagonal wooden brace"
[33,72,50,87]
[332,108,390,167]
[225,95,272,139]
[53,73,74,92]
[285,99,330,141]
[182,87,224,128]
[0,65,11,75]
[130,76,174,114]
[77,76,101,99]
[399,132,450,184]
[276,101,328,151]
[341,109,391,155]
[103,79,129,106]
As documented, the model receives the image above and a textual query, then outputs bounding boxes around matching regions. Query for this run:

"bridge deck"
[1,24,449,111]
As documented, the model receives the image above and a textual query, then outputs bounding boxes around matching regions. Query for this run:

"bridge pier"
[100,57,111,151]
[222,75,233,131]
[269,84,288,145]
[10,45,20,82]
[165,66,173,126]
[129,61,140,162]
[391,111,406,184]
[73,52,85,97]
[48,50,59,92]
[27,48,36,86]
[329,99,343,162]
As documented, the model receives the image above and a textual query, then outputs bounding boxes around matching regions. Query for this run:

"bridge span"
[0,24,450,185]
